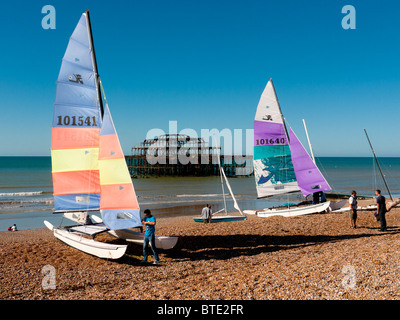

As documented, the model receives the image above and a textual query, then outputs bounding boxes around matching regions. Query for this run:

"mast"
[220,166,228,214]
[214,137,228,214]
[85,9,104,119]
[364,129,393,200]
[302,119,315,164]
[269,78,290,142]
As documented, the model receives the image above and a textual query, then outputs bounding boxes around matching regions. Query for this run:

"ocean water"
[0,156,399,231]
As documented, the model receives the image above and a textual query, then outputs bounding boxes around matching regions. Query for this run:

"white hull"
[329,199,347,211]
[331,204,377,213]
[44,221,127,259]
[193,215,247,222]
[257,201,331,218]
[108,229,178,250]
[243,210,258,215]
[90,215,178,250]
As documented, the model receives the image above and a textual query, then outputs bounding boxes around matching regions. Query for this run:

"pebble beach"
[2,203,400,300]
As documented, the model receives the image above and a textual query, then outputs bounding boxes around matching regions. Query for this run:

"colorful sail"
[51,12,141,230]
[51,13,101,212]
[253,79,300,198]
[252,78,331,200]
[99,102,141,229]
[289,128,331,196]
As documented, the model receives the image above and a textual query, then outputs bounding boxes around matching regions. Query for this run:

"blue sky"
[1,0,399,157]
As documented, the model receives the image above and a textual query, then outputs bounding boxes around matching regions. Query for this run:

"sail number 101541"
[256,138,286,146]
[57,115,97,127]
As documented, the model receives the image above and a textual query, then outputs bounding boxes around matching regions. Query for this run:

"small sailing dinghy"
[243,79,331,217]
[193,143,246,222]
[45,10,177,258]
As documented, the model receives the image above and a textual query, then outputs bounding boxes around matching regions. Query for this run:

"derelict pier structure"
[126,134,252,177]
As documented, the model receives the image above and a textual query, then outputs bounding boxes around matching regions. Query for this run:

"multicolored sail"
[99,101,141,229]
[289,128,331,196]
[51,11,141,230]
[253,79,299,198]
[253,79,331,199]
[51,13,101,212]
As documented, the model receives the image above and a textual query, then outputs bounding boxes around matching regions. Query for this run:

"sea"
[1,156,400,231]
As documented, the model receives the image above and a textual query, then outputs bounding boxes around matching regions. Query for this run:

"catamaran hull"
[243,210,258,215]
[44,221,127,259]
[256,201,330,218]
[90,215,178,249]
[331,204,378,213]
[193,215,247,223]
[108,229,178,250]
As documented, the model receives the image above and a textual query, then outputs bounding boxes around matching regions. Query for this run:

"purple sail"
[289,128,331,197]
[254,120,287,147]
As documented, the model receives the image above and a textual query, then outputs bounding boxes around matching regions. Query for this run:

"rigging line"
[286,118,336,200]
[85,9,104,119]
[281,117,290,207]
[314,156,341,200]
[378,160,398,190]
[372,156,378,196]
[364,129,393,200]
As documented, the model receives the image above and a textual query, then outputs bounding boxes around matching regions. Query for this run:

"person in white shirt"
[349,191,358,229]
[201,204,211,223]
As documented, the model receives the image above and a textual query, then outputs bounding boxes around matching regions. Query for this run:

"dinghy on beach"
[45,10,177,258]
[245,79,331,218]
[193,140,246,223]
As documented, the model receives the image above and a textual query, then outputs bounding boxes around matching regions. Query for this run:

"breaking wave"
[0,191,44,197]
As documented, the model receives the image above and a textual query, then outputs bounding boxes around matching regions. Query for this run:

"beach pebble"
[1,209,400,300]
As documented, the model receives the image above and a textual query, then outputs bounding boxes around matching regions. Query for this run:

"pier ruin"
[126,134,252,177]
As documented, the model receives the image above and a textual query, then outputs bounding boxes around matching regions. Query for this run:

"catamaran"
[244,79,331,217]
[193,142,246,222]
[44,10,177,258]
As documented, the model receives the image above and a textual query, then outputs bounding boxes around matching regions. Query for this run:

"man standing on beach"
[142,209,159,264]
[376,189,387,232]
[201,204,211,223]
[349,190,358,229]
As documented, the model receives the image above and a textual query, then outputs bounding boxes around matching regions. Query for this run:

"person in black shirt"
[375,189,387,232]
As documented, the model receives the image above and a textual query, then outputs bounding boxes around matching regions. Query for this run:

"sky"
[1,0,399,157]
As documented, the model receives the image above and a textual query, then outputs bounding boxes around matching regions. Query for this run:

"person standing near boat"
[201,204,211,223]
[349,190,358,229]
[208,204,213,222]
[141,209,159,264]
[376,189,387,232]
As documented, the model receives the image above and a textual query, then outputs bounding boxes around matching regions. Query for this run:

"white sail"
[253,79,300,198]
[220,164,243,214]
[214,138,242,215]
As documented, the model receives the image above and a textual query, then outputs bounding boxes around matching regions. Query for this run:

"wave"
[0,191,44,197]
[0,198,53,205]
[175,194,222,198]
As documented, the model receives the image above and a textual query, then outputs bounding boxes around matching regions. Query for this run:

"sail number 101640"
[56,115,97,127]
[256,138,285,146]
